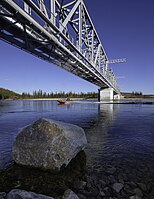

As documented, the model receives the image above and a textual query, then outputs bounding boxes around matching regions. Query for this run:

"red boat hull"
[57,100,66,104]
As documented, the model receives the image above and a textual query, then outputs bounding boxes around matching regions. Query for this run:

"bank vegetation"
[0,88,98,100]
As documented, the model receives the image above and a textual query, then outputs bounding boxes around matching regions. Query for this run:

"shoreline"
[2,98,94,101]
[1,97,154,102]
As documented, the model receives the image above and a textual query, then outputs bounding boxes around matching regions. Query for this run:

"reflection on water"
[85,103,154,168]
[1,100,154,198]
[85,103,118,168]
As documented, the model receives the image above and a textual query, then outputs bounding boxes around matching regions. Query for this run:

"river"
[0,100,154,199]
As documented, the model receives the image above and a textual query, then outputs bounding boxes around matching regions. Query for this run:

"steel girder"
[0,0,120,93]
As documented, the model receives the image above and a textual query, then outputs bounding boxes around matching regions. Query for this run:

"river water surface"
[0,100,154,199]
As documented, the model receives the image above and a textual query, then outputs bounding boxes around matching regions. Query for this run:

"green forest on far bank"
[0,88,21,100]
[0,88,98,100]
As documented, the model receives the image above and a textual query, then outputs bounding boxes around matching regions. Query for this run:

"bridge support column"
[98,88,114,101]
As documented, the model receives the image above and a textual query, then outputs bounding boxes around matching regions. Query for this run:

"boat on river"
[57,97,71,105]
[57,99,66,104]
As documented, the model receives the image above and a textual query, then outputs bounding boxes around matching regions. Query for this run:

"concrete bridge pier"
[98,88,121,101]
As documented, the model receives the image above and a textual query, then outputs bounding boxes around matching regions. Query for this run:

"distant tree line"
[0,88,98,100]
[131,91,143,96]
[122,91,144,98]
[21,89,98,99]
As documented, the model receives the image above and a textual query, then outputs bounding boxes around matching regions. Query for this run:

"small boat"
[57,99,66,104]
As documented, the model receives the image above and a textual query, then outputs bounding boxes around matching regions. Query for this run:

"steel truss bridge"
[0,0,123,94]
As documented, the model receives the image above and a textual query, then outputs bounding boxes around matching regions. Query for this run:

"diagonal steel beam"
[59,0,81,32]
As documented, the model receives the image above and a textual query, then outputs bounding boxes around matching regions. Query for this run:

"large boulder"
[12,118,87,171]
[7,189,80,199]
[7,189,54,199]
[0,192,6,199]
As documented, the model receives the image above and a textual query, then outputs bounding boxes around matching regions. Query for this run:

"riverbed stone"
[134,188,143,197]
[0,192,6,199]
[137,183,147,192]
[7,189,54,199]
[112,182,124,193]
[12,118,87,171]
[107,166,116,174]
[62,189,80,199]
[99,191,105,196]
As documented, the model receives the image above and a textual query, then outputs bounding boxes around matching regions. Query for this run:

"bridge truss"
[0,0,120,93]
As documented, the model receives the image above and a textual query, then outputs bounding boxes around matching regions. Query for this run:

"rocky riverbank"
[1,118,154,199]
[0,151,86,198]
[1,155,154,199]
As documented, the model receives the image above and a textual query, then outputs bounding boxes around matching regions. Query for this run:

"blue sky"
[0,0,154,94]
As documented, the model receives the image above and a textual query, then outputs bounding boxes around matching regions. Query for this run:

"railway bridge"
[0,0,125,100]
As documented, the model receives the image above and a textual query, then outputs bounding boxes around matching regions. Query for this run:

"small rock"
[103,187,113,197]
[130,196,142,199]
[99,191,105,196]
[62,189,79,199]
[136,196,142,199]
[134,188,143,197]
[76,194,86,199]
[124,184,133,194]
[7,189,54,199]
[118,173,128,181]
[80,181,87,187]
[130,181,137,188]
[118,178,124,184]
[99,179,106,187]
[112,183,124,193]
[107,167,116,174]
[137,183,147,192]
[0,192,6,199]
[104,187,109,191]
[108,175,116,183]
[104,187,109,192]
